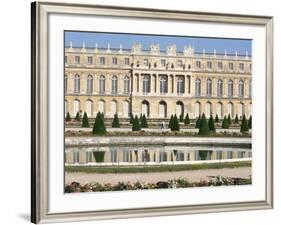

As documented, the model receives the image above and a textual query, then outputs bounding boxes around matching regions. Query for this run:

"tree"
[92,112,106,135]
[129,113,134,124]
[221,115,229,129]
[171,114,180,131]
[248,115,252,129]
[208,114,216,133]
[184,113,190,125]
[65,112,71,122]
[234,114,239,124]
[215,114,219,123]
[132,115,141,131]
[140,114,148,128]
[240,114,249,133]
[82,112,89,127]
[179,114,184,122]
[74,112,81,121]
[195,115,201,128]
[112,113,120,128]
[139,114,143,123]
[101,112,104,121]
[198,113,210,135]
[227,114,232,125]
[168,114,174,129]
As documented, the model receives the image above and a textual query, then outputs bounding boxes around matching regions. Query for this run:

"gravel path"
[65,167,251,185]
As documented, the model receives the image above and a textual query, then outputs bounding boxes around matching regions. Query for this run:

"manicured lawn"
[65,160,251,174]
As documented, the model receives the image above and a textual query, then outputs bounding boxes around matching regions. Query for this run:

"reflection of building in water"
[64,43,252,120]
[65,146,252,165]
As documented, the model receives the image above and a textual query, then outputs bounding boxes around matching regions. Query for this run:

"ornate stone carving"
[166,44,176,55]
[132,43,142,54]
[149,44,160,54]
[183,45,194,56]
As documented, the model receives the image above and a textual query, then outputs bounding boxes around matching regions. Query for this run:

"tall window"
[177,76,184,94]
[177,60,183,67]
[124,76,130,94]
[74,74,80,93]
[74,56,80,64]
[86,75,93,94]
[229,62,234,70]
[228,80,233,97]
[206,79,212,97]
[195,78,201,97]
[207,61,212,69]
[239,63,244,71]
[143,75,151,93]
[99,75,105,94]
[218,62,223,70]
[160,75,168,94]
[112,57,117,65]
[144,59,149,66]
[239,80,244,97]
[111,75,118,94]
[64,75,68,93]
[161,59,166,66]
[124,58,130,65]
[217,79,223,97]
[196,61,201,68]
[87,56,92,64]
[99,57,105,65]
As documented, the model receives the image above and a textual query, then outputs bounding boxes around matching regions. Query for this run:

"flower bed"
[65,176,252,193]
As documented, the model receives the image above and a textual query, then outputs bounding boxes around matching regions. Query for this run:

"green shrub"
[222,116,229,129]
[215,114,219,123]
[199,151,208,160]
[129,113,134,124]
[168,114,174,128]
[65,112,71,122]
[234,114,239,124]
[82,112,89,127]
[112,114,120,128]
[132,115,141,131]
[179,114,184,122]
[208,114,216,133]
[195,115,201,128]
[171,114,180,131]
[93,151,105,162]
[140,114,148,128]
[248,115,252,129]
[184,113,190,125]
[198,113,210,135]
[227,114,232,125]
[240,114,249,133]
[74,112,81,121]
[92,112,106,135]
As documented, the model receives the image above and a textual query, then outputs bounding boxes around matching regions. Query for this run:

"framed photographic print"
[31,1,273,224]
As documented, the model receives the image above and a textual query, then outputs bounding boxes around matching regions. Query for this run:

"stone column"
[201,77,206,97]
[138,150,143,163]
[173,75,177,94]
[155,151,160,163]
[168,75,173,94]
[65,151,71,164]
[79,151,86,164]
[119,74,123,94]
[211,151,216,160]
[131,150,136,162]
[185,76,189,95]
[151,74,155,94]
[244,79,249,98]
[213,77,217,97]
[106,74,111,94]
[223,78,227,97]
[138,74,141,93]
[68,73,73,93]
[156,74,159,94]
[189,151,195,161]
[234,78,238,97]
[104,151,111,163]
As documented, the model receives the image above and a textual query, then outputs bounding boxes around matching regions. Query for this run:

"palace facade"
[65,43,252,120]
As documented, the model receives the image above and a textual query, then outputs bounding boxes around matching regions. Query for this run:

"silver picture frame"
[31,1,273,223]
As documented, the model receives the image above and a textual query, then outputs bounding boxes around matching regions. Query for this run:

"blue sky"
[65,31,252,55]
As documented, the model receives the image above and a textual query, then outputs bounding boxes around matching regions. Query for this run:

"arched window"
[217,79,223,97]
[160,75,168,94]
[85,100,93,117]
[228,80,233,97]
[99,75,105,94]
[195,102,201,117]
[227,102,234,117]
[195,78,201,97]
[177,76,184,94]
[124,76,130,94]
[141,100,150,117]
[159,101,167,118]
[86,75,93,94]
[176,101,184,117]
[73,99,80,116]
[74,74,80,93]
[206,102,212,117]
[112,75,118,94]
[64,75,68,93]
[206,79,212,97]
[216,102,223,118]
[123,101,130,117]
[98,100,105,114]
[249,80,252,97]
[238,102,244,118]
[110,100,117,117]
[239,80,244,97]
[143,75,151,93]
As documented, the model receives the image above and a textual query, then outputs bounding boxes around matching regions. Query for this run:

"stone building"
[65,43,252,120]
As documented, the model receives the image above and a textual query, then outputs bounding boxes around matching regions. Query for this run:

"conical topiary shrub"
[171,114,180,131]
[179,114,184,122]
[234,114,239,124]
[227,114,232,125]
[221,115,229,129]
[132,115,141,131]
[82,112,89,127]
[195,115,201,128]
[248,115,252,129]
[168,114,174,129]
[208,114,216,133]
[92,112,106,135]
[198,113,210,135]
[215,114,219,123]
[240,114,249,133]
[65,112,71,122]
[112,113,120,128]
[184,113,190,125]
[140,114,148,128]
[129,113,134,124]
[74,112,81,121]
